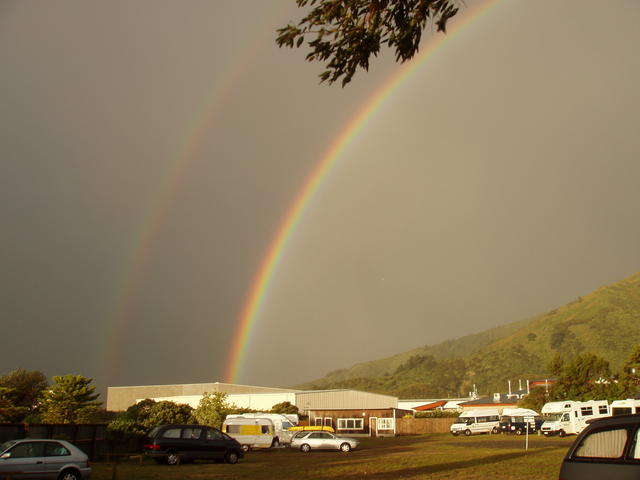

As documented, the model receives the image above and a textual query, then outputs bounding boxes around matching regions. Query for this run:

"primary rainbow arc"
[224,0,499,383]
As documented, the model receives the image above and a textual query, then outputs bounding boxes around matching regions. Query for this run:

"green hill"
[298,272,640,397]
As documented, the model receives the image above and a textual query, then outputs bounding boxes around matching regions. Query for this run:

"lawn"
[93,433,573,480]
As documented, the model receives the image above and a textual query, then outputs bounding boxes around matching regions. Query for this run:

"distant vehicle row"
[450,398,640,437]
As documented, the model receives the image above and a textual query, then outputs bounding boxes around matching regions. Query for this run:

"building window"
[337,418,364,430]
[324,418,332,428]
[314,417,323,427]
[377,418,394,430]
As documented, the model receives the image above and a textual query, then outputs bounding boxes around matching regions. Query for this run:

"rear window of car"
[44,442,70,457]
[574,428,628,459]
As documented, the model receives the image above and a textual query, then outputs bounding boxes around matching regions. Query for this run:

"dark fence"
[0,424,108,461]
[396,417,457,435]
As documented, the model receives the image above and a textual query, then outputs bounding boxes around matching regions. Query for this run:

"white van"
[450,409,500,436]
[610,399,640,416]
[540,400,609,436]
[224,413,298,447]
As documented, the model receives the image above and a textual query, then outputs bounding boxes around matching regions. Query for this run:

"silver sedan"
[290,431,359,452]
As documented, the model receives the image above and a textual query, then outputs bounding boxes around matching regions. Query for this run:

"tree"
[39,375,102,424]
[193,393,232,429]
[0,369,48,420]
[550,353,621,401]
[270,401,299,415]
[0,387,29,423]
[518,386,549,412]
[276,0,462,86]
[107,399,194,443]
[142,401,193,428]
[620,344,640,396]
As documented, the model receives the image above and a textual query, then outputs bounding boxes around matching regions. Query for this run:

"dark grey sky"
[2,0,640,399]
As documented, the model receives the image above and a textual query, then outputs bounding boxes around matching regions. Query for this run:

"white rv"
[450,409,500,436]
[540,400,609,436]
[610,399,640,416]
[224,413,298,447]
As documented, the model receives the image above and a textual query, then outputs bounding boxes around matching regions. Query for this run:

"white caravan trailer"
[450,409,500,436]
[222,416,276,451]
[225,413,298,446]
[610,399,640,416]
[540,400,609,436]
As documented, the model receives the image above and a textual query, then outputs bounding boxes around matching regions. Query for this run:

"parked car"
[290,431,359,452]
[498,408,543,435]
[450,409,500,436]
[143,424,244,465]
[558,414,640,480]
[0,438,91,480]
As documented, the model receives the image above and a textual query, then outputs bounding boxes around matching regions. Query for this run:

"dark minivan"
[143,424,244,465]
[559,414,640,480]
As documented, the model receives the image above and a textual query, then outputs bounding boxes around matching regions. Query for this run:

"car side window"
[631,428,640,459]
[574,428,628,459]
[44,442,70,457]
[308,433,322,439]
[205,429,223,440]
[182,428,202,439]
[161,428,182,439]
[9,442,45,458]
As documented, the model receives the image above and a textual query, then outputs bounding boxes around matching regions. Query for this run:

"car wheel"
[451,432,459,436]
[241,444,250,452]
[300,443,311,453]
[515,429,522,436]
[166,452,180,465]
[492,427,499,434]
[272,437,280,448]
[58,470,80,480]
[558,429,566,437]
[464,429,472,437]
[225,451,239,464]
[340,443,351,452]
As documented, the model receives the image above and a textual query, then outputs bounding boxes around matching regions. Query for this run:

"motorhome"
[610,398,640,416]
[498,408,543,435]
[450,409,500,436]
[540,400,609,436]
[224,413,298,447]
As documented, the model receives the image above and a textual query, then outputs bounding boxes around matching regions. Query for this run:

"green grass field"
[93,433,573,479]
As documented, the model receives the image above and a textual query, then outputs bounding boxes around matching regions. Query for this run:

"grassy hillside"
[298,272,640,396]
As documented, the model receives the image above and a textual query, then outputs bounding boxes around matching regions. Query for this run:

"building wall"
[295,390,397,414]
[145,392,297,410]
[106,382,298,411]
[308,408,412,436]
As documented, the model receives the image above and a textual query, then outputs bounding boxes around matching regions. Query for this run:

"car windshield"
[453,417,469,425]
[544,413,562,421]
[0,440,18,453]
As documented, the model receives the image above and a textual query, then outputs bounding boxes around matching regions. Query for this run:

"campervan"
[450,409,500,436]
[498,408,543,435]
[224,413,298,447]
[540,400,609,436]
[610,398,640,416]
